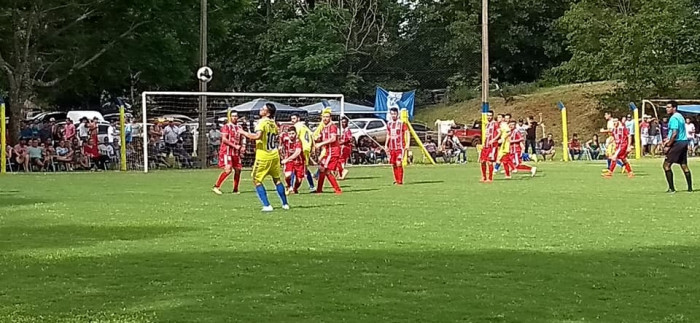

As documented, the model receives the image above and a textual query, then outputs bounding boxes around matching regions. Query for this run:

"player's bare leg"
[213,166,232,195]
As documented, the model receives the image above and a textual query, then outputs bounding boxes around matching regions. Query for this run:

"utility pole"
[198,0,208,169]
[480,0,490,145]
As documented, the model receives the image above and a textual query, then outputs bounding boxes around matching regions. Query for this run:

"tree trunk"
[7,85,25,146]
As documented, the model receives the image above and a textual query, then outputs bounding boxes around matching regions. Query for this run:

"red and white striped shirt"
[219,123,244,156]
[485,121,499,146]
[386,120,408,151]
[613,126,629,147]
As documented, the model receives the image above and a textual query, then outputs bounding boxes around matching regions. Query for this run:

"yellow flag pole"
[400,109,435,165]
[1,100,6,174]
[119,104,127,171]
[629,102,641,159]
[558,102,569,162]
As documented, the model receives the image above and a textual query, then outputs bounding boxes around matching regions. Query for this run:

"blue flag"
[374,87,416,121]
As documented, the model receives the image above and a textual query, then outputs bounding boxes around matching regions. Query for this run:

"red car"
[451,121,483,147]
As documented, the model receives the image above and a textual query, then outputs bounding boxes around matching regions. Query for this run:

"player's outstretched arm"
[282,147,302,164]
[242,131,262,141]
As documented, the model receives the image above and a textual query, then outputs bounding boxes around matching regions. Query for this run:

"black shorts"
[665,141,688,165]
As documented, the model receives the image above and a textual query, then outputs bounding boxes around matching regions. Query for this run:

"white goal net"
[133,92,345,172]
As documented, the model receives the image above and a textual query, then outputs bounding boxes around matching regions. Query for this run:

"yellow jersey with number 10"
[255,118,280,161]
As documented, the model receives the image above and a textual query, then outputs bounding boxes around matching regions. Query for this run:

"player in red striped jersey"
[603,118,634,178]
[337,118,353,180]
[281,127,306,194]
[479,111,500,182]
[212,112,246,194]
[507,120,537,176]
[385,108,409,185]
[315,112,343,194]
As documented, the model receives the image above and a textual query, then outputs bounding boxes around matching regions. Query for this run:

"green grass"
[1,160,699,322]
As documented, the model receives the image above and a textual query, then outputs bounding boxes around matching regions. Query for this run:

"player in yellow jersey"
[497,115,514,178]
[240,103,289,212]
[291,114,316,191]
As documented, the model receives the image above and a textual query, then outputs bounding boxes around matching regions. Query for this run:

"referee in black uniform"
[663,101,693,193]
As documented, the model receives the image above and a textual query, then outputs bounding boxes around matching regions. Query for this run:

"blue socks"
[494,163,501,171]
[607,159,611,168]
[275,183,289,205]
[255,185,270,207]
[617,160,624,167]
[306,169,315,189]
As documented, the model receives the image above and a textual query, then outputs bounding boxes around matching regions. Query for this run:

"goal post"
[137,91,345,173]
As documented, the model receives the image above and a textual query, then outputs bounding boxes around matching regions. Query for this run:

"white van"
[67,110,105,123]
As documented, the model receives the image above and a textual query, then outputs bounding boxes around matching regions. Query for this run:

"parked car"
[451,121,482,147]
[26,111,67,124]
[410,123,439,144]
[348,118,387,144]
[67,110,105,123]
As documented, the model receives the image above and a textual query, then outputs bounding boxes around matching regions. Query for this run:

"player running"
[240,103,290,211]
[212,112,245,195]
[314,111,343,194]
[507,120,537,176]
[480,111,500,182]
[385,107,409,185]
[337,118,353,180]
[281,127,306,194]
[603,118,634,178]
[291,114,315,191]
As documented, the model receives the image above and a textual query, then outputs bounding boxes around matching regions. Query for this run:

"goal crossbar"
[140,91,345,173]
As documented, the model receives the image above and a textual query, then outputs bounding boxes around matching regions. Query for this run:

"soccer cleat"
[530,167,537,177]
[666,189,676,194]
[504,176,512,179]
[627,172,635,178]
[262,206,274,212]
[334,191,343,195]
[309,187,316,192]
[601,171,612,179]
[282,204,290,210]
[212,187,223,195]
[340,169,349,180]
[232,190,240,195]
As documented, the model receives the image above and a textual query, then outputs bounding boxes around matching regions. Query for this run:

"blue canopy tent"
[679,105,700,114]
[299,100,375,116]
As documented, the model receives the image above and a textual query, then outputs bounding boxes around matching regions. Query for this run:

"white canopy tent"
[299,100,374,116]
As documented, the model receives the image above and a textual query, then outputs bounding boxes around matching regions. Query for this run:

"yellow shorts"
[251,157,282,183]
[303,150,311,166]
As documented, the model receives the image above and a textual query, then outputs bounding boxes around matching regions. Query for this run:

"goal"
[134,92,345,172]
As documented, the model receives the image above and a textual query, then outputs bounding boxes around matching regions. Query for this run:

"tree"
[556,0,700,94]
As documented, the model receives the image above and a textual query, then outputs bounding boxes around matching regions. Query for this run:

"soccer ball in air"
[197,66,213,83]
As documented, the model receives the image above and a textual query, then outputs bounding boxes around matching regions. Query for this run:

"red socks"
[214,171,231,188]
[327,173,341,193]
[624,162,632,173]
[233,171,241,192]
[293,176,302,193]
[392,166,404,184]
[481,163,487,180]
[285,176,292,187]
[316,171,341,193]
[609,162,616,172]
[317,172,326,192]
[488,164,494,181]
[516,164,532,171]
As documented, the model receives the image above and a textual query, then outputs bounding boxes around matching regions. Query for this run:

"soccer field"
[1,161,699,322]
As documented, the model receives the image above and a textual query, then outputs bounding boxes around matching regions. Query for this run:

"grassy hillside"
[414,82,619,141]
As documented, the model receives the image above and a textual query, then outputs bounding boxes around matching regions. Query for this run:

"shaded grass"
[1,160,699,322]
